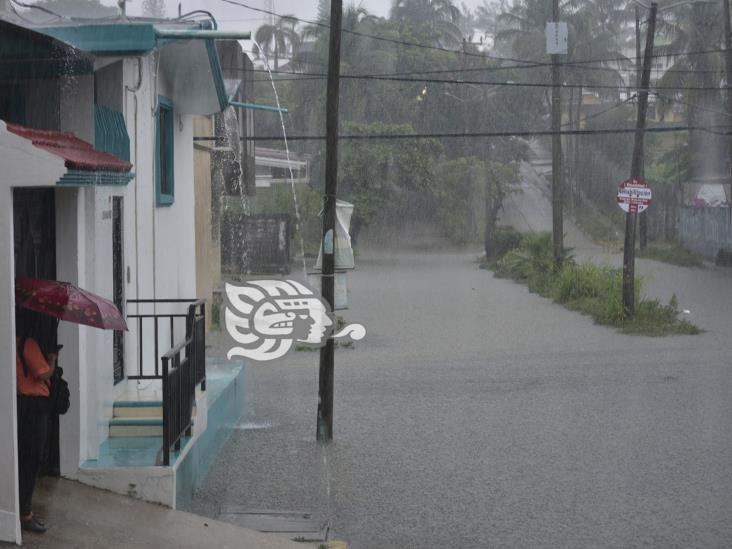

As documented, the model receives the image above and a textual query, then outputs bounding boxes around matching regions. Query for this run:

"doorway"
[12,187,59,475]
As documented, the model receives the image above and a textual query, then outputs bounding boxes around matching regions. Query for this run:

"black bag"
[49,366,70,415]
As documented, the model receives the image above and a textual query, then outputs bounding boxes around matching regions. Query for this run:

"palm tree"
[390,0,464,48]
[254,15,301,70]
[655,2,727,179]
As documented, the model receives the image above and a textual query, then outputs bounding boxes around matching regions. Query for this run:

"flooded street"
[193,232,732,548]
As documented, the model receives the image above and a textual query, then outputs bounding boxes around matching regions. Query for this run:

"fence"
[221,212,290,274]
[679,206,732,258]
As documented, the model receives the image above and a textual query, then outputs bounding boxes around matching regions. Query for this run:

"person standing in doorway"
[15,308,56,534]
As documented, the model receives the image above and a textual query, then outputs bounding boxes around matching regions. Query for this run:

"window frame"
[155,96,175,207]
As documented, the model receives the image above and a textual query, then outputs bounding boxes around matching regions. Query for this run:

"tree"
[483,161,519,256]
[391,0,464,47]
[142,0,166,18]
[656,2,727,179]
[254,15,301,70]
[339,121,442,244]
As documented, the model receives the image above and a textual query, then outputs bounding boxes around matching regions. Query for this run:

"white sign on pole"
[617,178,652,214]
[545,22,568,55]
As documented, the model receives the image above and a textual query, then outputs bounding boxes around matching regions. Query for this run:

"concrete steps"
[110,401,162,436]
[109,399,198,437]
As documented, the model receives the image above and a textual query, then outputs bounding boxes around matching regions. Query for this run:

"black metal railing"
[126,298,200,380]
[161,300,206,466]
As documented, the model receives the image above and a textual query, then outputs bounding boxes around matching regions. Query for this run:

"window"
[155,96,174,206]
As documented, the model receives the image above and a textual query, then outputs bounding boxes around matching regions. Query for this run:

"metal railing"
[126,298,200,380]
[161,300,206,466]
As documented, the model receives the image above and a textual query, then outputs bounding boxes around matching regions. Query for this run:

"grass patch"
[639,242,704,268]
[490,232,699,336]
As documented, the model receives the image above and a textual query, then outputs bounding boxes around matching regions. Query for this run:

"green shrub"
[488,231,699,336]
[494,226,525,258]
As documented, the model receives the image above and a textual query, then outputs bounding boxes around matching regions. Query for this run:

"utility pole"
[636,4,648,250]
[316,0,343,442]
[551,0,564,266]
[723,0,732,215]
[623,2,657,317]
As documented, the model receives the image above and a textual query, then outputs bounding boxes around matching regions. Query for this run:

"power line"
[561,95,636,128]
[249,63,722,79]
[193,125,732,142]
[217,0,732,74]
[653,91,732,117]
[243,71,732,92]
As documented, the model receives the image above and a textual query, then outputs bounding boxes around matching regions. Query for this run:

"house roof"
[5,122,134,186]
[2,16,236,114]
[47,21,229,114]
[7,123,132,172]
[0,19,93,83]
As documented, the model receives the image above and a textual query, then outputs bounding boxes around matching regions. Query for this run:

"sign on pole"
[546,22,568,55]
[617,177,652,214]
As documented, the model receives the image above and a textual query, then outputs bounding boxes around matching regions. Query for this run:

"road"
[192,156,732,548]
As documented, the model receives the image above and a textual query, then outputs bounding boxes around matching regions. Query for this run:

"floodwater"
[192,212,732,548]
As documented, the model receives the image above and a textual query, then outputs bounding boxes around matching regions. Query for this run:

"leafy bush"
[493,226,525,258]
[489,231,699,336]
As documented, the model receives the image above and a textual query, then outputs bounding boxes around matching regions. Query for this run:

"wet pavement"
[191,157,732,548]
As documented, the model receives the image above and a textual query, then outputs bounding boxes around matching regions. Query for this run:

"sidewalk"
[2,477,329,549]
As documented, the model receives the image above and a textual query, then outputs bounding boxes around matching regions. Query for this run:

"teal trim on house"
[114,400,164,408]
[229,101,288,114]
[39,24,158,56]
[206,40,229,112]
[155,29,251,40]
[109,418,162,427]
[155,96,175,207]
[95,105,130,161]
[57,170,134,186]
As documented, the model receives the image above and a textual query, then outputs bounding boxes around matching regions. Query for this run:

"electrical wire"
[242,71,732,92]
[652,91,732,118]
[560,95,637,128]
[176,10,218,29]
[192,124,732,142]
[216,0,732,74]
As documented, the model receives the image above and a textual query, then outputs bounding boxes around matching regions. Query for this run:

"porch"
[77,299,246,509]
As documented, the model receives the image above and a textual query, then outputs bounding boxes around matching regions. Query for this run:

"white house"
[0,13,249,545]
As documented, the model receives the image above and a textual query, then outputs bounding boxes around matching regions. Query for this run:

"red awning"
[6,123,132,172]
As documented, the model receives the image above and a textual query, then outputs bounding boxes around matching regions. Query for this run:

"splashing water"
[252,40,308,278]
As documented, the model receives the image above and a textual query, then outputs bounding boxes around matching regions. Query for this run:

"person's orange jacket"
[16,337,50,397]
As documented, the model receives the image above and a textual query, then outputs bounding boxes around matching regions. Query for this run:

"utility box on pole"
[545,22,568,55]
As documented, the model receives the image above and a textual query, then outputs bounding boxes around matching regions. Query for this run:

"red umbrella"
[15,277,128,331]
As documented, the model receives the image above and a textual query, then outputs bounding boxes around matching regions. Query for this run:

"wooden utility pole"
[551,0,564,266]
[636,4,648,250]
[316,0,343,442]
[723,0,732,213]
[623,2,657,317]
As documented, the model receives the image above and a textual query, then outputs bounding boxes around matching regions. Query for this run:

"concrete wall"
[193,116,220,331]
[679,206,732,258]
[121,55,199,381]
